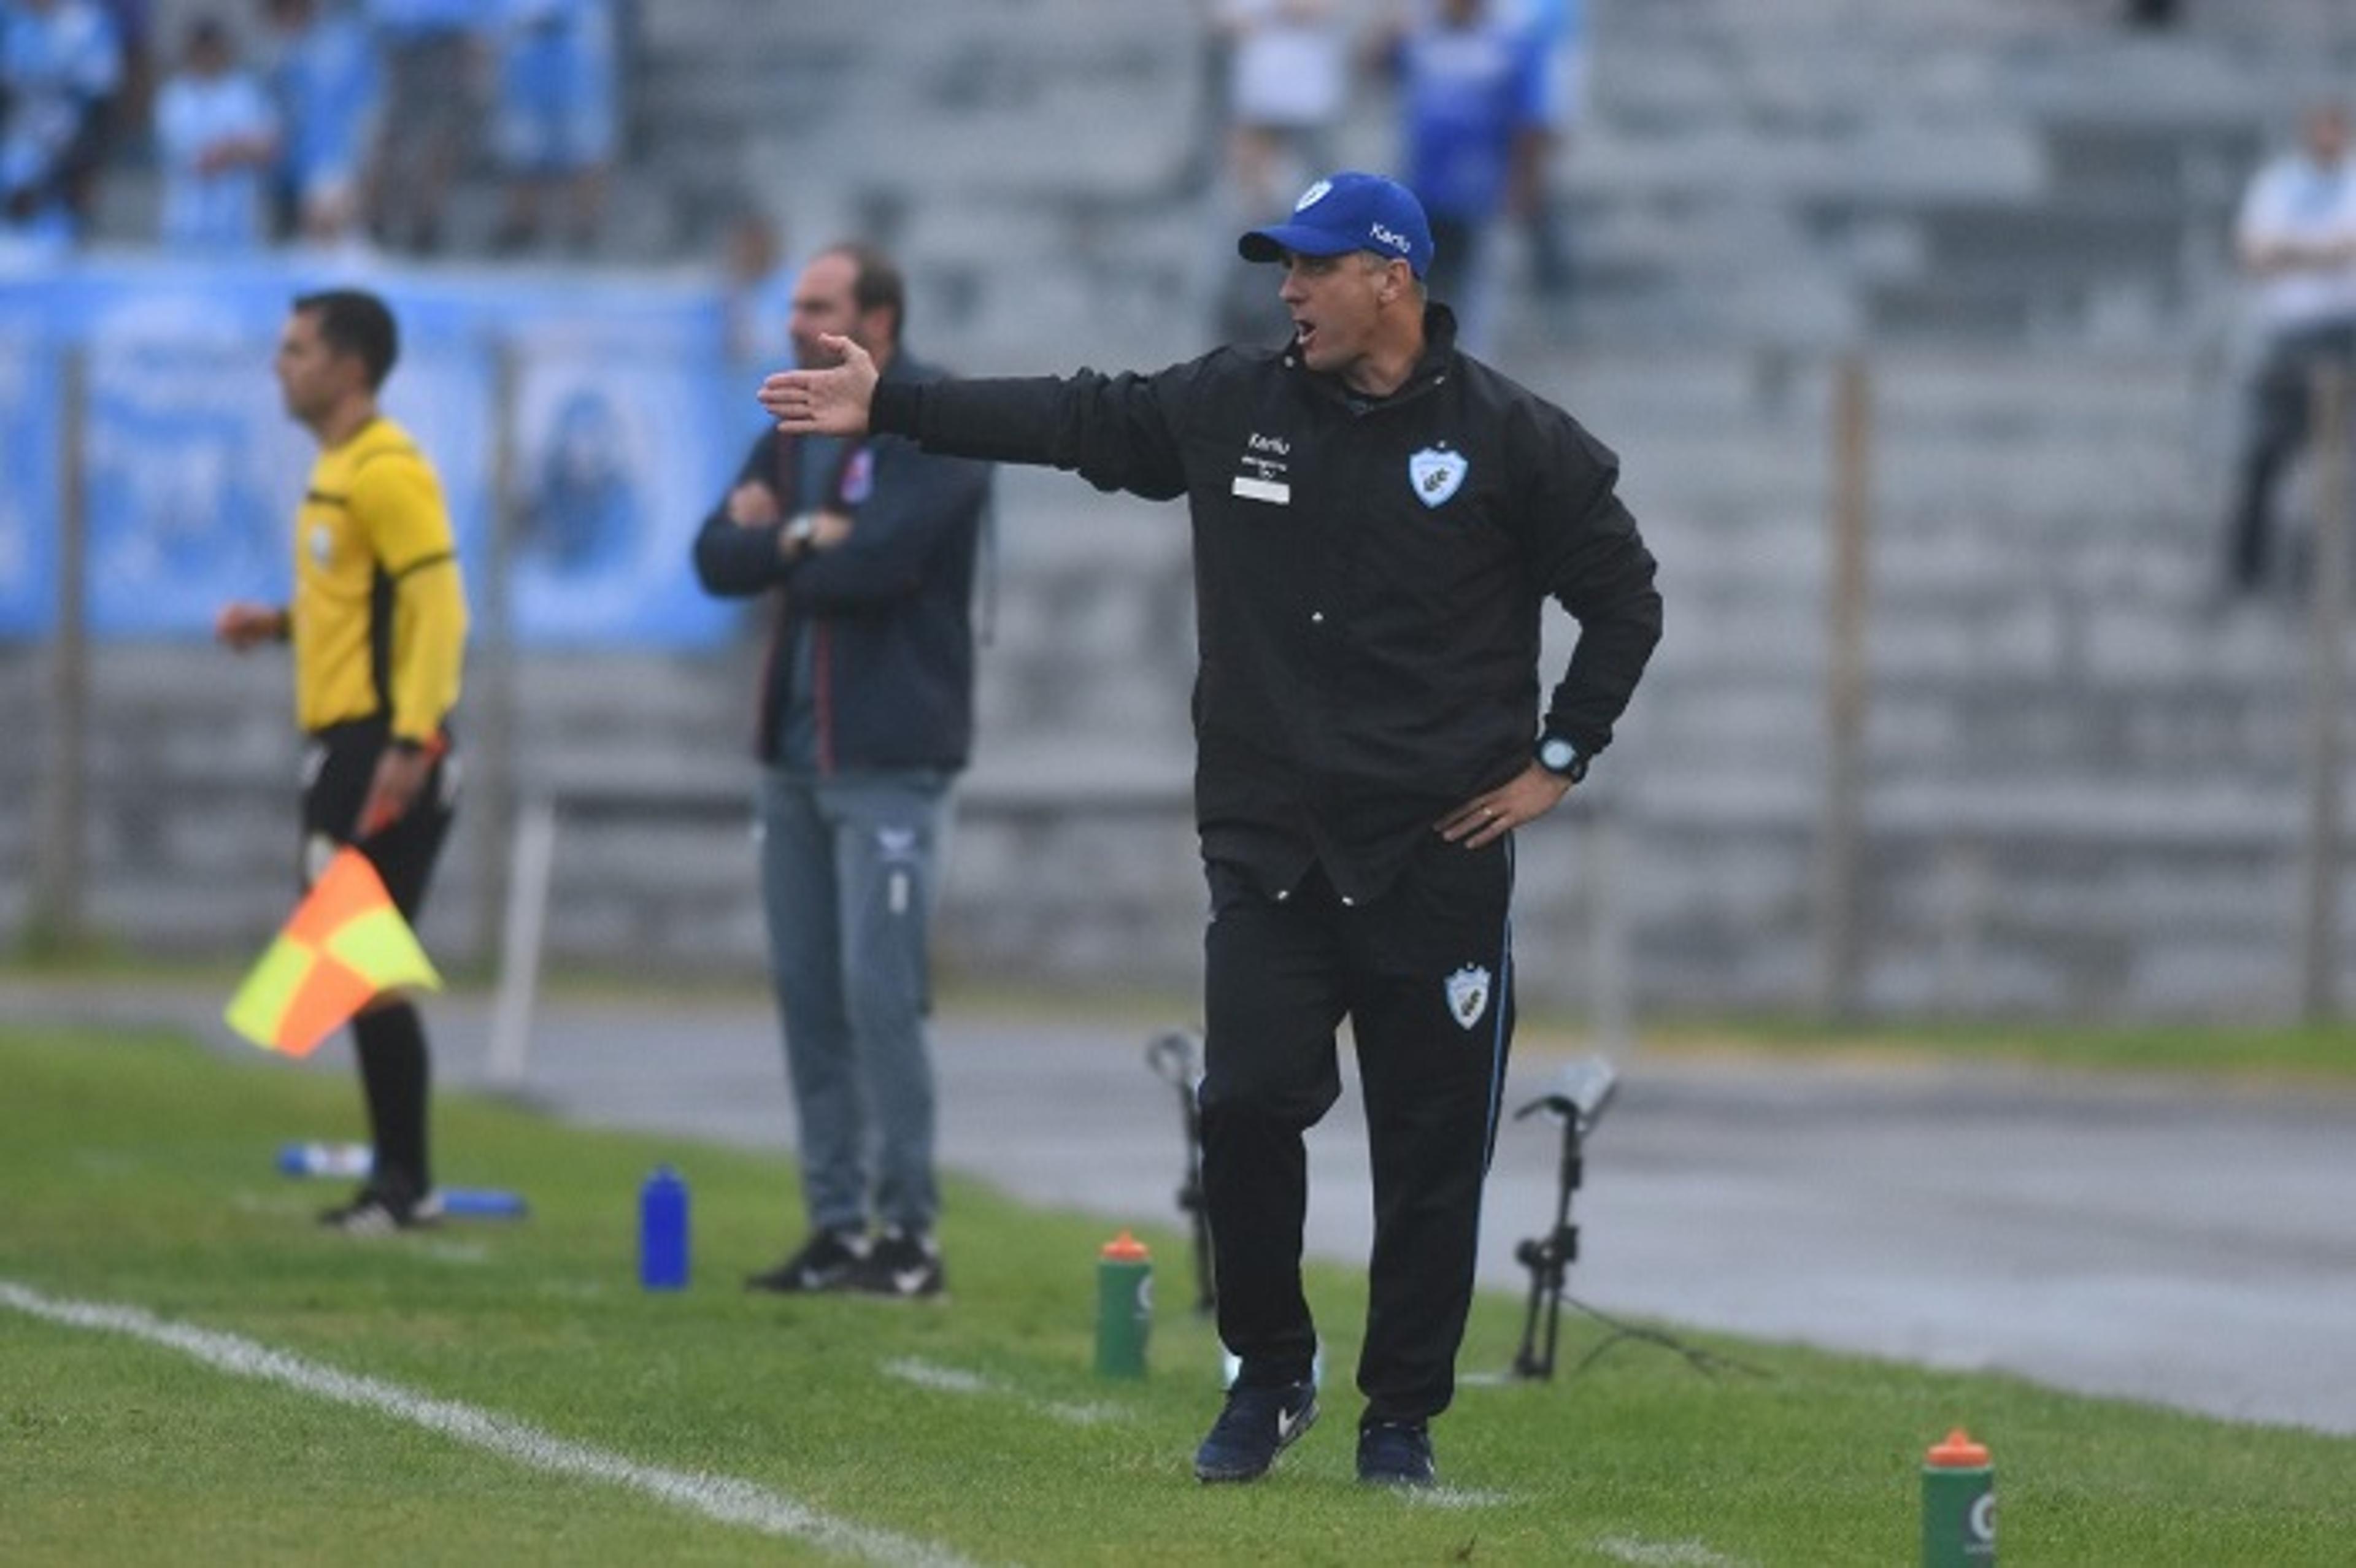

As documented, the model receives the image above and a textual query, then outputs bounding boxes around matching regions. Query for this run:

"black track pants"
[1199,838,1514,1426]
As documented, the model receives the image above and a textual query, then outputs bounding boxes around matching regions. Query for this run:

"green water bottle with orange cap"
[1922,1427,1996,1567]
[1094,1230,1153,1377]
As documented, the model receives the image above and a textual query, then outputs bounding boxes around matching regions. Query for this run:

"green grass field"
[2,1024,2350,1567]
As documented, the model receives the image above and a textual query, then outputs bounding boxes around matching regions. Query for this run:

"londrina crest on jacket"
[1445,963,1492,1029]
[1410,445,1468,509]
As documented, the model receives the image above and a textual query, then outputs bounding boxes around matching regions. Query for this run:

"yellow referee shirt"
[289,416,468,742]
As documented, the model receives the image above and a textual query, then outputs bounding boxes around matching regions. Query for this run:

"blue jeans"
[757,768,951,1236]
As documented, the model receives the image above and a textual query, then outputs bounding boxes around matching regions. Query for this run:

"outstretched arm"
[771,338,1206,500]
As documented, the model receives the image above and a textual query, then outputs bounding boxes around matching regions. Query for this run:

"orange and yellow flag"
[225,849,443,1058]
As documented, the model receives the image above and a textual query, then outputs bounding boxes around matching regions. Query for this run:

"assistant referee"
[217,288,468,1234]
[761,172,1661,1488]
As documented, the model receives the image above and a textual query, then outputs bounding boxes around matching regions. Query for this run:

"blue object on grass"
[277,1141,372,1178]
[440,1188,530,1220]
[639,1165,689,1289]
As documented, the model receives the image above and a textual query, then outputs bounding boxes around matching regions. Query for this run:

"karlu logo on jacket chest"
[1233,430,1293,505]
[1409,446,1468,509]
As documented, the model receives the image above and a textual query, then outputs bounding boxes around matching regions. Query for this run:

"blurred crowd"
[1206,0,1585,351]
[0,0,622,259]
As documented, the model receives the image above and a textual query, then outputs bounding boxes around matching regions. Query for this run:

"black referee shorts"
[1199,834,1515,1425]
[299,718,458,919]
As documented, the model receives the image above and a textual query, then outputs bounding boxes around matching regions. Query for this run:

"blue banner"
[496,298,739,647]
[0,326,58,639]
[0,255,741,648]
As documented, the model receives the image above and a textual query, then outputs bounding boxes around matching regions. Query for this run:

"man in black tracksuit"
[760,173,1661,1487]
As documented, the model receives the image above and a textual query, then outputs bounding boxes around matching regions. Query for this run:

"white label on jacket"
[1232,475,1291,505]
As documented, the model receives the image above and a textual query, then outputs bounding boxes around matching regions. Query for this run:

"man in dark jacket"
[694,241,991,1300]
[758,174,1661,1486]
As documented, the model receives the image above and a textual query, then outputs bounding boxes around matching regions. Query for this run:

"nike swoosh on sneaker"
[1275,1405,1309,1444]
[891,1267,934,1295]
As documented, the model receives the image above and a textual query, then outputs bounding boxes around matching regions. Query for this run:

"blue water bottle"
[639,1166,689,1290]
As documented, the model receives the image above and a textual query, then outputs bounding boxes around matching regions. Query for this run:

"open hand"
[214,601,286,651]
[758,334,878,436]
[726,480,782,526]
[356,745,434,837]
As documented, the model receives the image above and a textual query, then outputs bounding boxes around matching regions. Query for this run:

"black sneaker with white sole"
[318,1183,441,1234]
[845,1228,944,1299]
[745,1228,871,1293]
[1355,1420,1437,1487]
[1193,1380,1319,1482]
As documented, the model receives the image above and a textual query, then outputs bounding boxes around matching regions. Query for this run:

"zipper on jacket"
[1284,344,1450,420]
[814,621,836,776]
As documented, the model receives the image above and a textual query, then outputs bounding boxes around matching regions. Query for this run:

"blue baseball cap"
[1238,171,1434,279]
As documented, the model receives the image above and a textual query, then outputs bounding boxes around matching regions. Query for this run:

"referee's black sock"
[353,1002,432,1196]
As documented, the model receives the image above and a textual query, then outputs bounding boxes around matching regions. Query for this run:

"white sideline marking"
[0,1279,976,1568]
[1593,1535,1754,1567]
[1406,1486,1512,1509]
[880,1357,1119,1427]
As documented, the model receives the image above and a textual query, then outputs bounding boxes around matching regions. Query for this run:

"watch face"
[1540,738,1577,772]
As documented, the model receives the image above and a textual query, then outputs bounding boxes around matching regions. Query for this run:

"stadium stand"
[18,0,2356,1016]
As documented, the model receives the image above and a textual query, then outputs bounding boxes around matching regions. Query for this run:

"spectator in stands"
[723,207,795,363]
[153,16,276,251]
[1209,0,1351,342]
[1498,0,1583,303]
[257,0,377,245]
[489,0,616,255]
[363,0,480,254]
[93,0,148,150]
[1372,0,1548,355]
[0,0,123,245]
[693,242,993,1302]
[2223,102,2356,598]
[1216,0,1348,221]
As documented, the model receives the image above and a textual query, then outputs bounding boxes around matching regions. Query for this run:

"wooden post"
[1584,797,1633,1061]
[471,337,520,969]
[30,347,88,952]
[1816,352,1874,1020]
[2300,362,2349,1023]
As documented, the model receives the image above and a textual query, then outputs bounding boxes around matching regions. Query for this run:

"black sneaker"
[845,1228,944,1299]
[745,1228,871,1293]
[318,1184,441,1234]
[1193,1380,1318,1483]
[1356,1420,1437,1487]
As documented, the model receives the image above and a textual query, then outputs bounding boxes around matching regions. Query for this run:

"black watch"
[1536,734,1588,783]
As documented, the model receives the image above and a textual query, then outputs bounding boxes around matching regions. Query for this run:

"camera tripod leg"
[1148,1029,1217,1315]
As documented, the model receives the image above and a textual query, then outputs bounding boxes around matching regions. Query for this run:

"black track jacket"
[870,306,1661,903]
